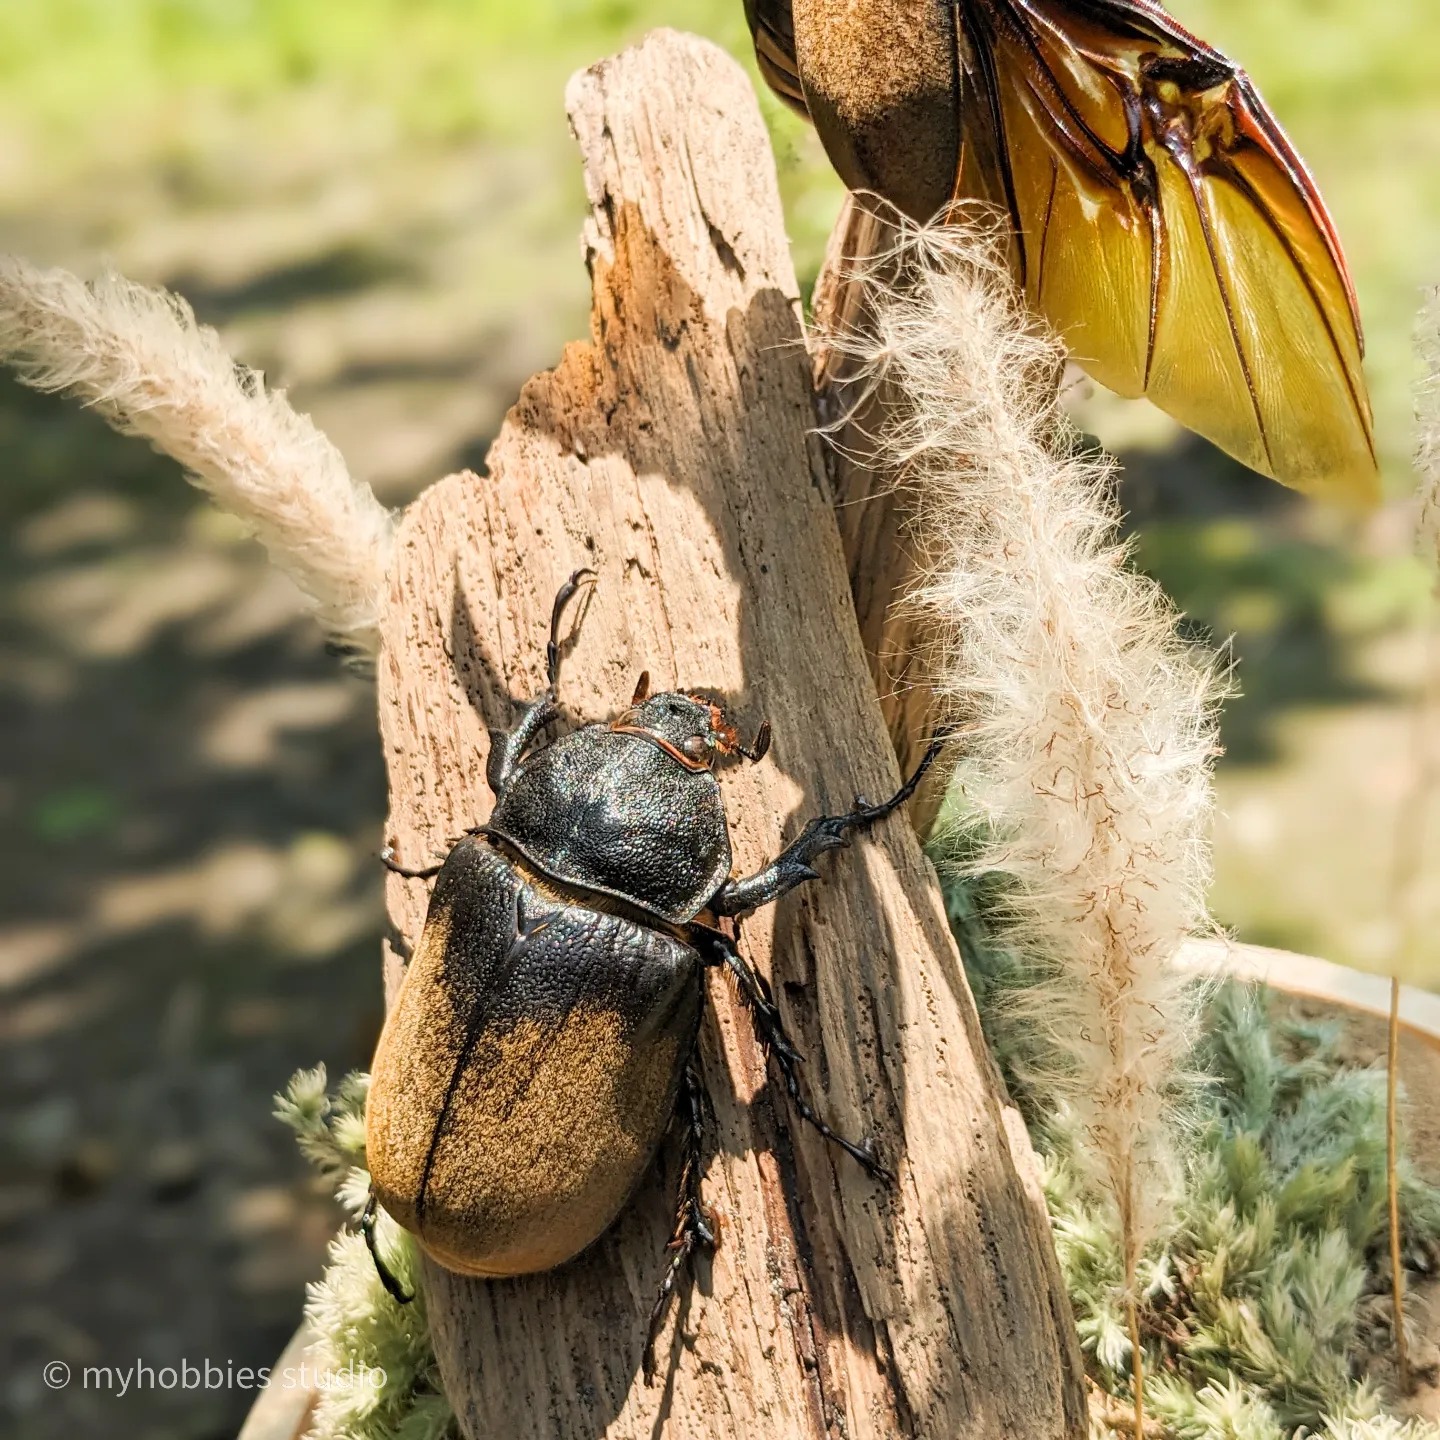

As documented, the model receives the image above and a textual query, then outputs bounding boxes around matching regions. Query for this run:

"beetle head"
[610,690,770,772]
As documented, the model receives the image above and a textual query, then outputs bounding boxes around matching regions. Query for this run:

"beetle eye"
[682,735,709,761]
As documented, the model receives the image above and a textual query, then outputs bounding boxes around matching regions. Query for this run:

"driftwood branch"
[375,30,1083,1438]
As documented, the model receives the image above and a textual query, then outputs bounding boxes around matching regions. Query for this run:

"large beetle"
[364,571,940,1378]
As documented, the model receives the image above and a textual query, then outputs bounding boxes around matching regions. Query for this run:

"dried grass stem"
[818,216,1221,1397]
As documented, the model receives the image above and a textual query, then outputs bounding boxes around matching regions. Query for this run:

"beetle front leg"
[486,568,595,797]
[712,735,945,917]
[642,1059,716,1385]
[485,695,558,797]
[699,929,893,1183]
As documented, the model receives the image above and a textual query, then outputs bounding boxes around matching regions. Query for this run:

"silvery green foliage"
[958,936,1440,1438]
[1322,1418,1440,1440]
[276,984,1440,1437]
[275,1066,455,1440]
[274,1065,371,1194]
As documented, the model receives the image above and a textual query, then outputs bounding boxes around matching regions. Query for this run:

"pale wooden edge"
[1175,938,1440,1051]
[236,1321,320,1440]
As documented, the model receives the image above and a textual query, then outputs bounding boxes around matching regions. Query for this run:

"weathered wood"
[375,29,1084,1439]
[235,1323,318,1440]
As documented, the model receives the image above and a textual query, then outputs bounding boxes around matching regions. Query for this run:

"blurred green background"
[0,1,1436,1436]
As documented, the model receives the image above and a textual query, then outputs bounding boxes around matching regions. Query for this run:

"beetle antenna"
[739,720,771,763]
[631,669,651,705]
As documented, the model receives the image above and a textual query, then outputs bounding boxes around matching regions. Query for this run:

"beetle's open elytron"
[364,571,940,1379]
[744,0,1378,501]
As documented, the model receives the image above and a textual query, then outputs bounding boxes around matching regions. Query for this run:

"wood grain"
[374,30,1084,1439]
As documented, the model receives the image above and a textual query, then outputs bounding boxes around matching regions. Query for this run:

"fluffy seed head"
[818,214,1220,1266]
[0,257,394,656]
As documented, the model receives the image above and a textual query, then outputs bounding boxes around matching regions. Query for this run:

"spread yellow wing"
[750,0,1379,503]
[954,0,1377,501]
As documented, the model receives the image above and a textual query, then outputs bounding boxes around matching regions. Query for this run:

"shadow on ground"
[0,133,582,1436]
[1120,435,1403,768]
[0,378,389,1440]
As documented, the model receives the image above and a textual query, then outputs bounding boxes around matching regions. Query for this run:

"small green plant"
[953,880,1440,1438]
[274,1067,454,1440]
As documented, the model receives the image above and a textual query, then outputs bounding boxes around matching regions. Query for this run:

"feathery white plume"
[1419,286,1440,564]
[0,257,394,655]
[819,215,1219,1324]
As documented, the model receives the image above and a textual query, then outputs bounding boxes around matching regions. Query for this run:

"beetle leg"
[544,567,596,688]
[712,735,946,916]
[642,1059,716,1385]
[701,930,894,1183]
[361,1189,414,1305]
[380,843,443,880]
[486,568,596,797]
[485,695,558,796]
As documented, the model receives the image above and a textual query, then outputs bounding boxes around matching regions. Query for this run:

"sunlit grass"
[0,1,736,149]
[1174,0,1440,480]
[0,0,843,284]
[2,0,1431,469]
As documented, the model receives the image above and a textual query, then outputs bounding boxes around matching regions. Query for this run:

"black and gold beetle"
[364,571,939,1378]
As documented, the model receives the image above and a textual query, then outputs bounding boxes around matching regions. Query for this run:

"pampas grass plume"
[1420,286,1440,563]
[821,216,1220,1402]
[0,257,394,655]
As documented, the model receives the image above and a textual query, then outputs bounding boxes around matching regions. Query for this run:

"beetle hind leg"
[642,1060,716,1386]
[361,1189,415,1306]
[703,929,894,1183]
